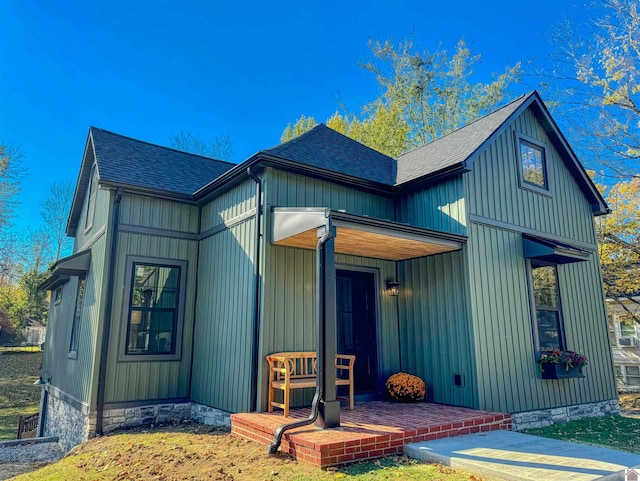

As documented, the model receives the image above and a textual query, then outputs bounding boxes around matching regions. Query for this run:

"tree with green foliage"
[281,38,521,156]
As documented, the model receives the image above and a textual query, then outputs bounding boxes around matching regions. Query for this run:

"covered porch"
[232,401,511,468]
[269,207,467,427]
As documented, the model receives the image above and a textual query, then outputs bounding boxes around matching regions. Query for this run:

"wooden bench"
[267,351,355,417]
[17,413,39,439]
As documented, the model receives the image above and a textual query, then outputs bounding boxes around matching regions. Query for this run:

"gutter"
[267,215,333,455]
[194,153,394,203]
[96,188,123,434]
[247,166,262,413]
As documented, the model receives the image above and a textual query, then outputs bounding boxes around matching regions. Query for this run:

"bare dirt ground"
[6,420,488,481]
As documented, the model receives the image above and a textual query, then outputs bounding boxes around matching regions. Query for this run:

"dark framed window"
[516,133,549,193]
[528,260,564,352]
[54,287,63,305]
[69,276,86,358]
[119,256,187,362]
[84,164,98,232]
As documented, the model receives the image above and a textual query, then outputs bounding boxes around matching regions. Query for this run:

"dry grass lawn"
[0,347,42,440]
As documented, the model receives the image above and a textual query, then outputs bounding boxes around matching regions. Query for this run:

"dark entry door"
[336,269,378,394]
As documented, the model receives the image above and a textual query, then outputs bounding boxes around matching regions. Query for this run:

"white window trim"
[612,313,638,347]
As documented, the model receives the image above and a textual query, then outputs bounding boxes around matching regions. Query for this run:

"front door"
[336,269,378,395]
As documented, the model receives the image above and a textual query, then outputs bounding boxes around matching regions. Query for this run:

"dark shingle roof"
[395,93,532,184]
[90,127,234,196]
[262,124,396,185]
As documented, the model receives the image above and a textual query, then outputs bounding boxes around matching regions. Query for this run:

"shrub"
[385,372,426,402]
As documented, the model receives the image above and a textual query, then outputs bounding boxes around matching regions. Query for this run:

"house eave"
[98,180,199,204]
[39,249,92,291]
[271,207,466,261]
[394,164,469,192]
[195,152,395,204]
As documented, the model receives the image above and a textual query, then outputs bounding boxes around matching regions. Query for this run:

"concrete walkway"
[404,430,640,481]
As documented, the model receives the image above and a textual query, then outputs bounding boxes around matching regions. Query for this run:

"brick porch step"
[231,402,512,468]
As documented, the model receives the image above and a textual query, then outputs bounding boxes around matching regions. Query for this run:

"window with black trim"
[518,137,548,191]
[529,261,564,352]
[69,276,86,357]
[84,164,98,232]
[124,262,183,356]
[54,287,63,305]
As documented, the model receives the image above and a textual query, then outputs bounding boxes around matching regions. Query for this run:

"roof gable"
[262,124,396,186]
[90,128,234,195]
[67,128,235,235]
[395,93,531,184]
[394,91,608,215]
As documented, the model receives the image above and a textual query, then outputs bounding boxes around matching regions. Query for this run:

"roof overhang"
[272,208,465,261]
[39,249,91,291]
[523,234,591,264]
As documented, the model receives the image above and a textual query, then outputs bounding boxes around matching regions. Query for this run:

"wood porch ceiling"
[273,226,458,261]
[271,208,465,261]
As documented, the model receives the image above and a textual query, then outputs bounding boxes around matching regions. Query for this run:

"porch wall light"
[385,280,400,297]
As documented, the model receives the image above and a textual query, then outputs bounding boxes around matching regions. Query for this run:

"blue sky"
[1,1,594,232]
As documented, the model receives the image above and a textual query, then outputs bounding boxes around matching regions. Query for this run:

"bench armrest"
[335,354,355,369]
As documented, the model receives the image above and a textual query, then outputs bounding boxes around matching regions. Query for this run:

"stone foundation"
[41,386,232,452]
[42,386,96,452]
[102,402,192,432]
[511,399,620,430]
[190,402,231,427]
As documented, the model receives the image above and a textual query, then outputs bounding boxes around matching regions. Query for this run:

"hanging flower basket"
[538,349,588,380]
[385,372,426,402]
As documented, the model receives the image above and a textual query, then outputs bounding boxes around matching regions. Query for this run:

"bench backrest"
[268,351,317,380]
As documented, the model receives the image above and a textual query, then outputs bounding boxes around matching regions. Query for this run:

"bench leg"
[268,383,274,413]
[284,388,290,417]
[349,381,354,410]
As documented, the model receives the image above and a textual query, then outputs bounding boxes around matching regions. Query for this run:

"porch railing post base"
[316,400,341,428]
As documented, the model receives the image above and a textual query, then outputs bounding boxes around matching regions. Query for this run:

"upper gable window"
[84,164,98,232]
[517,135,548,192]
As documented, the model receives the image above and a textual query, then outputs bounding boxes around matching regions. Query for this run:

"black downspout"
[247,167,262,413]
[186,204,202,403]
[96,188,123,435]
[267,217,333,455]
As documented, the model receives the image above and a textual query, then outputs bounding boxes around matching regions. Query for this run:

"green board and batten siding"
[103,193,199,404]
[396,175,474,408]
[42,185,111,407]
[257,168,401,410]
[191,178,257,413]
[396,176,467,236]
[465,106,616,413]
[398,250,475,408]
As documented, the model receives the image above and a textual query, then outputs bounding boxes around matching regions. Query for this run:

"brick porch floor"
[231,402,512,468]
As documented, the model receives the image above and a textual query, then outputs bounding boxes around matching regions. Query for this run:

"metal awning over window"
[272,208,465,261]
[39,249,91,291]
[522,234,591,264]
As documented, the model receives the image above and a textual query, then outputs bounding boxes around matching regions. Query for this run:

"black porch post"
[316,219,340,428]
